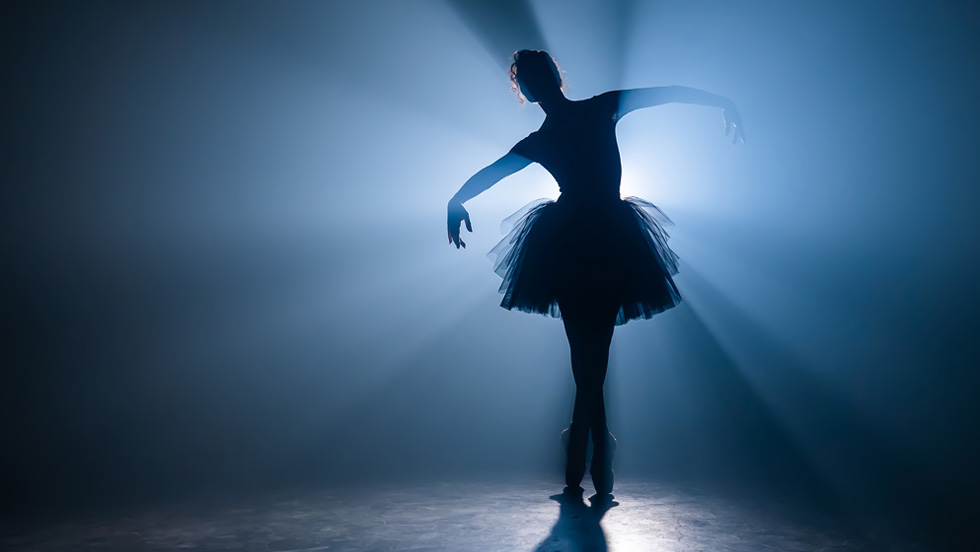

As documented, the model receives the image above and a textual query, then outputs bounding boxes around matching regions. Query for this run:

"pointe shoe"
[561,423,588,490]
[590,430,617,495]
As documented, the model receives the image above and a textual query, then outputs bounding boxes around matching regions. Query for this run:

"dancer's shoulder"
[585,91,623,120]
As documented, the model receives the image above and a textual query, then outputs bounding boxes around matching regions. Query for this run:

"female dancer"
[447,50,744,496]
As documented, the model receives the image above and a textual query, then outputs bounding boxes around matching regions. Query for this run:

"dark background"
[2,0,978,543]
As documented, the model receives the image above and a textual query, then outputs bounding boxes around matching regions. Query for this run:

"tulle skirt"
[489,196,681,325]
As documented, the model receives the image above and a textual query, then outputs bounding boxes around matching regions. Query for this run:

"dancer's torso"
[512,92,622,203]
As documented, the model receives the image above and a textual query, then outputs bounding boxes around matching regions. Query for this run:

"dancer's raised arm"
[448,151,531,249]
[614,86,745,144]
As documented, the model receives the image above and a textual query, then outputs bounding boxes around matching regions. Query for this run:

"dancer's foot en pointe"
[561,422,588,490]
[589,429,617,495]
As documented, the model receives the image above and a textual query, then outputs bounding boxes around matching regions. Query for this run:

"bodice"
[511,92,623,202]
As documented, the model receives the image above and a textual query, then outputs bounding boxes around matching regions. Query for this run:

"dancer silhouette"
[448,50,743,496]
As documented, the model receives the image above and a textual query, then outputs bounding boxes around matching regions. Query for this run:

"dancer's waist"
[556,191,622,205]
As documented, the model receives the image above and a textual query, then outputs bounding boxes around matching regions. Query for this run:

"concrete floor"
[0,478,924,551]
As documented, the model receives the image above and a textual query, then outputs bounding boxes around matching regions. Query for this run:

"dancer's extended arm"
[448,151,531,249]
[616,86,745,144]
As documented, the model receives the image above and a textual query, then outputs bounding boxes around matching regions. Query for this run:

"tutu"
[489,194,681,325]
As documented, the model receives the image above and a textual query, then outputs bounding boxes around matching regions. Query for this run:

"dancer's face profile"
[510,50,563,104]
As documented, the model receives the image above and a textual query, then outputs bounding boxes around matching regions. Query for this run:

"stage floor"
[0,478,922,551]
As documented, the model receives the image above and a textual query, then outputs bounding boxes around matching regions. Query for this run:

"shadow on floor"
[534,488,618,552]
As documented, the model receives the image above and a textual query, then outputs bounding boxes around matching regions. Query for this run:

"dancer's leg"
[559,293,619,493]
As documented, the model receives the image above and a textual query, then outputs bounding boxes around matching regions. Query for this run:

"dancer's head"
[509,50,564,104]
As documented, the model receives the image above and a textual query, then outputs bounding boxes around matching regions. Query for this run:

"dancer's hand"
[723,102,745,145]
[447,199,472,249]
